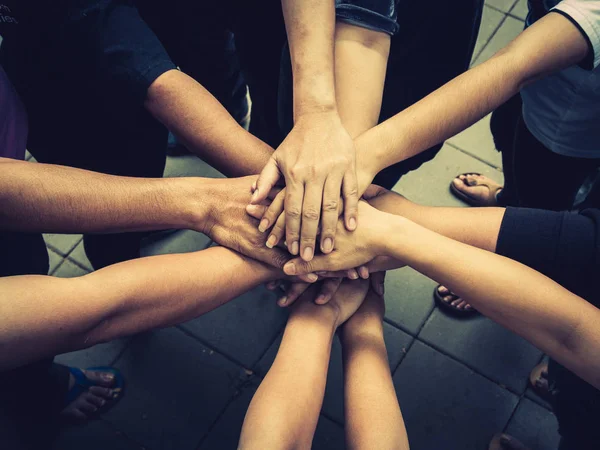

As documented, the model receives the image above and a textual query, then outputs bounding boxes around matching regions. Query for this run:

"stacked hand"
[250,111,359,260]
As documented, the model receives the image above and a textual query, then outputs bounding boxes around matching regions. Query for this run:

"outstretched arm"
[284,203,600,391]
[0,246,279,372]
[239,280,369,450]
[341,291,408,450]
[355,11,591,190]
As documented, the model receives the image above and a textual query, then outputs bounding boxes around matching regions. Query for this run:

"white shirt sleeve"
[552,0,600,68]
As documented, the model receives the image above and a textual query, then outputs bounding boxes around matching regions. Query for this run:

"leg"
[232,0,287,147]
[25,70,168,269]
[341,291,408,450]
[374,0,484,188]
[511,117,600,210]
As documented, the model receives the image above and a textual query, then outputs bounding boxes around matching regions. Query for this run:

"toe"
[83,391,106,408]
[83,369,116,387]
[89,385,114,400]
[437,285,450,295]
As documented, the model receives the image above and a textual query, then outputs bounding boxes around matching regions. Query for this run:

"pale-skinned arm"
[354,12,591,190]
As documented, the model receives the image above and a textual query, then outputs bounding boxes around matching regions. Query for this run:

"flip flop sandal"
[64,366,124,415]
[433,285,478,317]
[450,172,503,207]
[528,362,556,403]
[489,433,531,450]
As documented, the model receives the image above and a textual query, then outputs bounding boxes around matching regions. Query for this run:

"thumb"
[245,204,268,220]
[251,158,281,204]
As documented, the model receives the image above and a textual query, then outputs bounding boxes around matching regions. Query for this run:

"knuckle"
[344,187,359,198]
[302,208,320,221]
[322,199,339,212]
[286,207,302,219]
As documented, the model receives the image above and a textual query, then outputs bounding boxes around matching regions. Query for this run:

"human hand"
[341,289,385,340]
[250,111,358,261]
[252,182,385,253]
[291,278,370,329]
[266,277,344,308]
[203,176,292,270]
[280,201,391,277]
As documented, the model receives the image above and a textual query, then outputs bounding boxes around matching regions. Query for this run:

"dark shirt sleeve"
[62,0,177,103]
[496,207,600,307]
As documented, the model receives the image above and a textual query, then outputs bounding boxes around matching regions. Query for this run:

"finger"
[320,173,343,254]
[300,180,326,262]
[285,182,305,256]
[342,169,359,231]
[315,278,343,304]
[315,270,348,278]
[258,246,292,270]
[251,158,280,204]
[283,255,335,276]
[267,186,283,200]
[347,269,359,280]
[265,280,279,290]
[358,265,370,279]
[370,271,386,296]
[267,211,286,249]
[259,189,286,233]
[278,282,311,307]
[246,204,268,220]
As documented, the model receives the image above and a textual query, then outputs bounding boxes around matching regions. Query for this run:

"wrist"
[175,177,216,234]
[289,300,339,333]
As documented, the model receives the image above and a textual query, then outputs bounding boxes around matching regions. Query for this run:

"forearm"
[378,216,600,389]
[341,314,407,450]
[0,158,207,233]
[334,22,389,138]
[369,191,503,253]
[145,70,272,177]
[355,13,590,182]
[282,0,337,118]
[0,246,279,371]
[240,301,337,450]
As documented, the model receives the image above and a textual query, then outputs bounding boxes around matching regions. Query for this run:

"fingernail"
[322,238,333,253]
[278,296,287,306]
[258,218,269,233]
[359,267,369,279]
[266,235,277,248]
[250,188,259,203]
[291,241,299,256]
[376,283,384,296]
[284,262,297,275]
[252,180,257,191]
[348,217,357,230]
[349,271,358,280]
[316,271,327,275]
[315,295,325,304]
[302,246,313,261]
[307,273,318,282]
[103,373,114,381]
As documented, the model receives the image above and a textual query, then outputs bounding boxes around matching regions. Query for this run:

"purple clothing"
[0,64,26,160]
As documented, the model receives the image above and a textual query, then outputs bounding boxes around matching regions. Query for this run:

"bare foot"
[436,285,475,312]
[451,173,503,207]
[60,369,120,422]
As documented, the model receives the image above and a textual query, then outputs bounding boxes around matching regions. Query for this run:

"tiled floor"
[44,1,562,449]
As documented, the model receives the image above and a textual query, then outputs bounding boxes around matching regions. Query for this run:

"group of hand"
[206,113,401,308]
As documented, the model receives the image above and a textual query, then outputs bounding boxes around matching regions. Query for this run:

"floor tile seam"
[382,317,418,337]
[391,305,437,375]
[193,378,256,450]
[109,338,134,367]
[484,1,518,16]
[48,248,65,276]
[45,237,82,258]
[174,324,257,370]
[97,417,149,449]
[391,336,418,375]
[250,322,288,374]
[445,141,504,171]
[505,11,526,22]
[64,254,93,273]
[413,337,524,397]
[472,8,509,62]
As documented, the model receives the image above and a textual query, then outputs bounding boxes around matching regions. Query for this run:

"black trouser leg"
[0,232,66,449]
[374,0,484,189]
[508,117,600,211]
